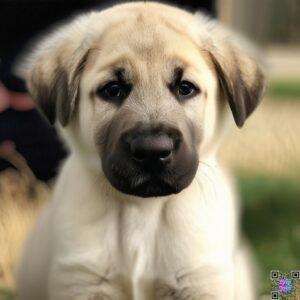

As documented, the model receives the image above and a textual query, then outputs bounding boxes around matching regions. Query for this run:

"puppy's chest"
[109,203,176,278]
[63,203,206,300]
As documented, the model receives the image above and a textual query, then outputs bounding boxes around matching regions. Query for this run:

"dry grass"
[220,98,300,177]
[0,169,50,289]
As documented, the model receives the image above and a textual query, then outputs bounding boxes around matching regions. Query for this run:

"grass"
[0,288,16,300]
[0,169,49,300]
[268,80,300,100]
[238,173,300,295]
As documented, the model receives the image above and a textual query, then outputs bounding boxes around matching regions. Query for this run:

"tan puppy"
[17,2,265,300]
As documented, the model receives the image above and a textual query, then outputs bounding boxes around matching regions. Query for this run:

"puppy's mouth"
[102,152,198,198]
[101,126,199,198]
[107,164,182,197]
[132,178,177,197]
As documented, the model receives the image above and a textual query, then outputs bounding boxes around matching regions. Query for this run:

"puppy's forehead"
[86,5,210,77]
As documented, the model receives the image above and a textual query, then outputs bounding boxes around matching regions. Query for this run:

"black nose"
[130,134,174,162]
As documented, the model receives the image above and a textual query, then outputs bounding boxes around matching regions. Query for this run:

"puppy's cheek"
[174,143,199,187]
[94,122,118,175]
[71,96,96,149]
[182,119,202,159]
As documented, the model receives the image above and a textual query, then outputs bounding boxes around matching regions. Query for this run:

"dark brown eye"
[178,81,199,99]
[96,81,131,103]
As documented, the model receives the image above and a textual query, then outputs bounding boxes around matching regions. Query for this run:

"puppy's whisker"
[198,160,218,202]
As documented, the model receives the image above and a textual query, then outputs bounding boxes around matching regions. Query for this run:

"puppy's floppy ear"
[21,17,91,126]
[29,49,89,126]
[208,39,266,127]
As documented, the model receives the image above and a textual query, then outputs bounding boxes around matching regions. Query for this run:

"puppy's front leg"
[156,263,235,300]
[48,264,131,300]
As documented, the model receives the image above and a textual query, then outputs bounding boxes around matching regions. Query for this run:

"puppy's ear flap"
[21,18,91,126]
[209,40,266,127]
[28,49,89,126]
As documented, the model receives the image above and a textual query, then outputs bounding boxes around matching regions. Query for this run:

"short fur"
[17,2,265,300]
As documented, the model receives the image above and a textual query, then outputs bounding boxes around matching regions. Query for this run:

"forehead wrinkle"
[86,52,137,79]
[168,56,195,72]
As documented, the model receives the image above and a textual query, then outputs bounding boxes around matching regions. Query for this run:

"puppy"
[17,2,265,300]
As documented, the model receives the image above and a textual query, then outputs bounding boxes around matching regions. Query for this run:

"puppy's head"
[21,2,266,198]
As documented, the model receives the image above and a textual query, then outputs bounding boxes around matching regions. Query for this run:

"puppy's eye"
[177,81,199,99]
[96,81,131,103]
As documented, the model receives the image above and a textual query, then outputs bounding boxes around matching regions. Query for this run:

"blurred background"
[0,0,299,299]
[219,0,300,299]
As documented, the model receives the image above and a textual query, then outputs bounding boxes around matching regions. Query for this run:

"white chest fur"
[45,155,237,300]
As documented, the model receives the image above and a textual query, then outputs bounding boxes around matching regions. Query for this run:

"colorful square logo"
[279,279,292,293]
[270,270,300,299]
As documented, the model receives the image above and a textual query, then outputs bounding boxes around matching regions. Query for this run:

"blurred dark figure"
[0,0,215,181]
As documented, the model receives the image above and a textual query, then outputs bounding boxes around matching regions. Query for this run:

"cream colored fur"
[17,2,264,299]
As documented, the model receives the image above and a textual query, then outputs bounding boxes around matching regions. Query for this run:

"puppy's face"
[23,2,266,198]
[79,19,214,197]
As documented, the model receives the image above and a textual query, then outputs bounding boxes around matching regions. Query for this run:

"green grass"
[238,173,300,295]
[0,288,16,300]
[268,80,300,99]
